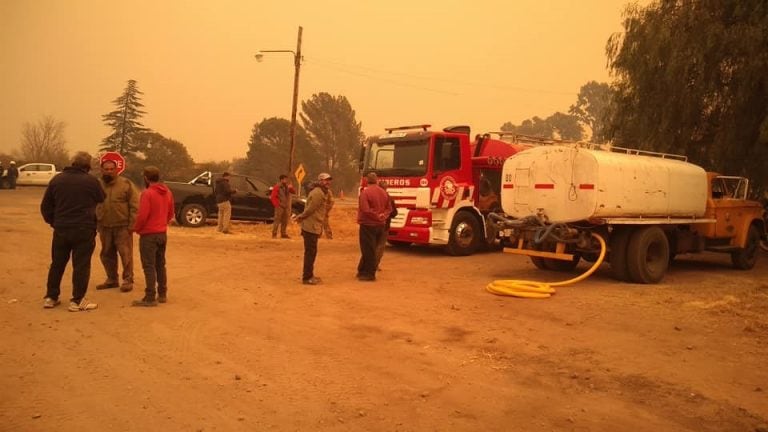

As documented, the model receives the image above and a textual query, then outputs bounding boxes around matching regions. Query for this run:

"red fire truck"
[360,125,533,255]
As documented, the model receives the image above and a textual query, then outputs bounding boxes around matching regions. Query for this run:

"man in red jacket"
[132,166,175,307]
[270,174,294,239]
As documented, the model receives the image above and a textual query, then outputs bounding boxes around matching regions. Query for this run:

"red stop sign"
[100,152,126,175]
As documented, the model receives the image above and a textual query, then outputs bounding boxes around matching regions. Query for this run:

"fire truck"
[359,124,533,255]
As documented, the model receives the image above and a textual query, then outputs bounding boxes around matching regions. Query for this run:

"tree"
[569,81,613,143]
[133,132,195,181]
[101,80,150,155]
[20,115,70,168]
[245,117,321,184]
[607,1,768,194]
[500,112,583,141]
[300,93,365,192]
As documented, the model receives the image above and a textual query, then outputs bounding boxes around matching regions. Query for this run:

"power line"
[304,60,460,96]
[306,56,578,96]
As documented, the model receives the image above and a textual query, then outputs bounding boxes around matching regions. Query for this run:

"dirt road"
[1,187,766,431]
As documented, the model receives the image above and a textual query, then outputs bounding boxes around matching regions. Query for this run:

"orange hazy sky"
[1,0,631,162]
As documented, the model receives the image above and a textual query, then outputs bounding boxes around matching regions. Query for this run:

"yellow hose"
[486,232,607,298]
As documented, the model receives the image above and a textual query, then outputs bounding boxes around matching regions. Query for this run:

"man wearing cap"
[95,159,139,292]
[356,172,392,281]
[7,161,18,189]
[294,172,332,285]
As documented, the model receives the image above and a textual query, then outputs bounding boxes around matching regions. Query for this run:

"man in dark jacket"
[215,172,236,234]
[7,161,18,189]
[40,152,105,312]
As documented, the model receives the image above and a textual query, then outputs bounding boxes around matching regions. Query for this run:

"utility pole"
[288,26,303,175]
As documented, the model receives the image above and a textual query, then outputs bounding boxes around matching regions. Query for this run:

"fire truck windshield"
[365,139,428,177]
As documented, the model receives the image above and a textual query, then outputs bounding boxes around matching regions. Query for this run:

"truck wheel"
[626,226,669,284]
[544,254,581,271]
[181,203,207,227]
[446,212,480,256]
[609,228,633,282]
[731,225,760,270]
[530,256,549,270]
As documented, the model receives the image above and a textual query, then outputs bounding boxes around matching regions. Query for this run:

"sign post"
[100,152,126,175]
[294,163,306,196]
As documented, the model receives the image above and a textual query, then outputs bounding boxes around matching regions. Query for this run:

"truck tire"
[530,256,549,270]
[180,203,207,227]
[731,225,760,270]
[609,228,633,282]
[529,243,580,271]
[544,254,581,271]
[446,212,480,256]
[626,226,669,284]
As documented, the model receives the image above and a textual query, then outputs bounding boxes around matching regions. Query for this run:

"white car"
[15,163,60,186]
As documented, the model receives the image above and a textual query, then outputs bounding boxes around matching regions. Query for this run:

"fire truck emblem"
[439,176,458,201]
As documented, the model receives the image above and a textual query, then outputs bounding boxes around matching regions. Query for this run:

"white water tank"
[500,145,708,222]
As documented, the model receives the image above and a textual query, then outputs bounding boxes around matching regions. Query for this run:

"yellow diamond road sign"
[294,163,306,184]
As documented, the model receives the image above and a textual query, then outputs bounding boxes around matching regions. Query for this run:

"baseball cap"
[317,172,332,181]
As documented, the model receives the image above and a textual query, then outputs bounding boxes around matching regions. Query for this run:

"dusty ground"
[0,187,766,432]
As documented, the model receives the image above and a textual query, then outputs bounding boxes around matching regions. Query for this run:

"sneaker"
[281,234,290,239]
[120,283,133,292]
[131,298,158,307]
[157,295,167,304]
[302,277,322,285]
[43,297,60,309]
[357,274,376,281]
[68,298,98,312]
[96,281,119,290]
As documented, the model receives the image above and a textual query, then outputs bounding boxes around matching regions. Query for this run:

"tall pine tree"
[101,80,149,155]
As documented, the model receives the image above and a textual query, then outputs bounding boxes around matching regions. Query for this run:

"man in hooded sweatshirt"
[132,166,175,307]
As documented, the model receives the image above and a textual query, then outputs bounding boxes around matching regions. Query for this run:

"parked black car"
[166,171,305,227]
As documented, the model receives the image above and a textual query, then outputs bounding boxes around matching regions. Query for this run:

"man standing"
[375,180,398,270]
[322,188,335,239]
[356,172,392,281]
[215,172,236,234]
[95,160,139,292]
[0,161,5,189]
[132,166,175,307]
[270,174,294,239]
[294,173,331,285]
[40,152,105,311]
[7,161,18,189]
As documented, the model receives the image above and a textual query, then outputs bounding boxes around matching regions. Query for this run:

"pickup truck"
[14,163,60,186]
[166,171,305,227]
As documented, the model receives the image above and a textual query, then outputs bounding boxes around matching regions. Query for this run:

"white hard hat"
[10,161,15,164]
[317,172,332,181]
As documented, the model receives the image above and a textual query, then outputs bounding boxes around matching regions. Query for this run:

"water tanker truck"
[490,143,766,283]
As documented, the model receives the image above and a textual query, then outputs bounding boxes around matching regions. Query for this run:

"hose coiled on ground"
[486,232,606,298]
